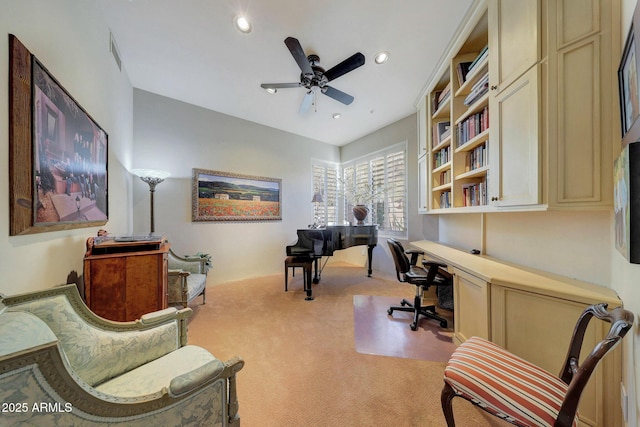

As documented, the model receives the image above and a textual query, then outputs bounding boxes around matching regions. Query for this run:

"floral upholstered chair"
[0,284,243,426]
[168,249,210,308]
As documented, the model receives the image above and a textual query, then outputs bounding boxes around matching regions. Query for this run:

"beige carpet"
[186,263,510,427]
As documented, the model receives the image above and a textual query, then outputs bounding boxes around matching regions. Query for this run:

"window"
[340,142,407,237]
[311,160,339,226]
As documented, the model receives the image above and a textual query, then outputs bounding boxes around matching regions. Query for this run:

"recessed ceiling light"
[235,16,252,33]
[332,113,341,119]
[374,51,390,64]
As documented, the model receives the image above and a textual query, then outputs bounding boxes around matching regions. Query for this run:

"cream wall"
[132,89,340,284]
[617,1,640,425]
[0,0,134,296]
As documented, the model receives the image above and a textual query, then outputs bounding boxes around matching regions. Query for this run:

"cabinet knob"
[490,85,498,91]
[491,196,498,202]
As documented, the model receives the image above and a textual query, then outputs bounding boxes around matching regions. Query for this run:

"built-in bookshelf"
[428,10,489,211]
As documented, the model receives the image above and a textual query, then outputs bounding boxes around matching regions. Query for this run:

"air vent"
[110,30,121,71]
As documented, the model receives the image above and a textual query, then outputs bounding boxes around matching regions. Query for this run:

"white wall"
[132,89,340,284]
[0,0,134,296]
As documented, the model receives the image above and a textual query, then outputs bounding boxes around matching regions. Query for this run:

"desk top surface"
[411,240,621,306]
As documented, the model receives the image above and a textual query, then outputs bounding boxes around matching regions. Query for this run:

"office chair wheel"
[400,300,408,306]
[387,308,393,315]
[440,320,448,328]
[410,322,418,331]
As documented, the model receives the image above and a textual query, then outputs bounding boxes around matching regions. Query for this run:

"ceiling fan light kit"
[260,37,365,113]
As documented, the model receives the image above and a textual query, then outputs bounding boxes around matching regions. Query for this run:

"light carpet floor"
[186,264,510,427]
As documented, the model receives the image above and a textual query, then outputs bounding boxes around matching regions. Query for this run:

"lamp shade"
[131,169,171,180]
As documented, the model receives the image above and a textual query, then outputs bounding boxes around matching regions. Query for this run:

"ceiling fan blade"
[299,90,314,113]
[285,37,313,77]
[261,82,302,89]
[324,52,365,82]
[322,86,354,105]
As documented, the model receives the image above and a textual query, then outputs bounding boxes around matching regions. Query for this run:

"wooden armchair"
[168,249,209,308]
[441,303,634,427]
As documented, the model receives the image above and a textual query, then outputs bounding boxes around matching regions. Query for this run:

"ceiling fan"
[261,37,365,113]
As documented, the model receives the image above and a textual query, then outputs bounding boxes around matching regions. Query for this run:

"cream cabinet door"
[418,156,428,213]
[489,0,541,91]
[491,285,621,427]
[417,97,428,158]
[488,65,541,206]
[452,268,490,345]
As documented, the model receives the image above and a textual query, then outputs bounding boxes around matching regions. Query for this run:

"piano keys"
[285,225,378,299]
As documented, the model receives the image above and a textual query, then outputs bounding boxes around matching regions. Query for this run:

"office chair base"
[387,296,448,330]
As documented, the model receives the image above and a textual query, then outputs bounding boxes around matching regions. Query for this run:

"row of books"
[433,146,451,169]
[439,169,451,186]
[465,142,489,172]
[456,106,489,147]
[461,180,488,207]
[464,72,489,106]
[439,191,452,209]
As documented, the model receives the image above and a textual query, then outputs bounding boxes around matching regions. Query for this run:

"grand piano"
[286,225,378,298]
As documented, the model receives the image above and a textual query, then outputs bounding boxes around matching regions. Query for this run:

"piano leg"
[312,257,321,284]
[367,245,375,277]
[304,262,314,301]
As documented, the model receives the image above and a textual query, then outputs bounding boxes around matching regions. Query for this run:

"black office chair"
[387,238,452,330]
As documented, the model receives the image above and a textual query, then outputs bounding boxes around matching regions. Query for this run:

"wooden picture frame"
[192,168,282,222]
[614,142,640,264]
[9,35,108,235]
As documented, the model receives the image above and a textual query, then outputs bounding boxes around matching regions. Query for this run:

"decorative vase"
[352,205,369,225]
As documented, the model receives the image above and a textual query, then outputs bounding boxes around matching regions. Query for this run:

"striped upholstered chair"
[441,303,633,427]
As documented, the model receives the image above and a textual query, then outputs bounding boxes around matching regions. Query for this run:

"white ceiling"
[98,0,475,146]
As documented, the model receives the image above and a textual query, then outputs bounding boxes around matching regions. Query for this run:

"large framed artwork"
[619,3,640,147]
[192,168,282,222]
[9,35,108,235]
[614,143,640,263]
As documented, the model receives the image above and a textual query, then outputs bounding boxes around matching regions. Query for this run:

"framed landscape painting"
[192,168,282,222]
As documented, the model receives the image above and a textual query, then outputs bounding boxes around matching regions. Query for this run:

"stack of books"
[433,82,451,112]
[464,72,489,106]
[467,45,488,76]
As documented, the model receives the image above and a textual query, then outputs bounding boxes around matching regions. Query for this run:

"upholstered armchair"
[0,284,243,426]
[168,249,209,308]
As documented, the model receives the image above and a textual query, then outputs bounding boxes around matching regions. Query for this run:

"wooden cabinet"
[411,240,623,427]
[416,0,618,212]
[488,64,541,206]
[84,240,169,321]
[452,268,490,344]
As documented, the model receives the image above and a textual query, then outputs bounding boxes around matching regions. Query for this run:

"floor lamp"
[131,169,170,234]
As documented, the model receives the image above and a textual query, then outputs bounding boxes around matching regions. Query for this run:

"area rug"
[353,295,457,362]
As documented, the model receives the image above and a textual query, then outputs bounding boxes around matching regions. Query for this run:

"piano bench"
[284,256,314,293]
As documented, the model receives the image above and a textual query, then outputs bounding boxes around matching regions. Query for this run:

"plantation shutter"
[312,161,338,226]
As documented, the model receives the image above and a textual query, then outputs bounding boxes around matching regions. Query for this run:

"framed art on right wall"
[614,143,640,263]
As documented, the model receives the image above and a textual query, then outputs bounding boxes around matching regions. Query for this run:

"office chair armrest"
[422,260,453,281]
[405,249,424,266]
